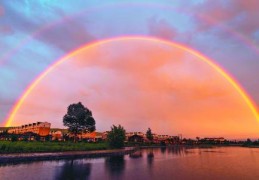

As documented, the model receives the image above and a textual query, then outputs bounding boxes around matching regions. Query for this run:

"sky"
[1,0,259,138]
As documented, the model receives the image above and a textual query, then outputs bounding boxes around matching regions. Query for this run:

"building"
[126,132,145,142]
[77,132,103,142]
[153,134,180,144]
[50,130,63,141]
[125,132,180,144]
[50,128,69,141]
[8,122,51,136]
[0,127,10,140]
[102,131,109,140]
[201,137,225,144]
[78,131,96,141]
[0,127,9,134]
[128,134,144,142]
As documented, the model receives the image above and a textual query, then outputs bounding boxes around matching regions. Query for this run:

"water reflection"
[2,147,259,179]
[129,151,142,159]
[105,155,125,178]
[160,147,166,154]
[167,146,188,156]
[55,160,91,180]
[147,150,154,168]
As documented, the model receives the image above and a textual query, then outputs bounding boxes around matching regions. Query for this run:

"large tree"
[146,128,153,143]
[107,125,126,148]
[63,102,96,142]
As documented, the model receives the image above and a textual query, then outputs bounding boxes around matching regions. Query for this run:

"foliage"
[107,125,126,149]
[45,135,51,141]
[0,141,108,153]
[35,135,41,141]
[11,135,18,142]
[63,102,96,142]
[243,138,253,146]
[23,136,29,142]
[146,128,153,142]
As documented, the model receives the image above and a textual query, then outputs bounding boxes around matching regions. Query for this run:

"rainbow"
[4,36,259,126]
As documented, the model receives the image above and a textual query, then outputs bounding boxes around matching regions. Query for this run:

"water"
[1,146,259,180]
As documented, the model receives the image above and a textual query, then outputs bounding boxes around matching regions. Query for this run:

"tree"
[146,128,153,143]
[11,134,18,142]
[107,125,126,148]
[244,138,252,146]
[63,102,96,142]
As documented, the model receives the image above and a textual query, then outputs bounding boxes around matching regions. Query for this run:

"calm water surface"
[1,147,259,180]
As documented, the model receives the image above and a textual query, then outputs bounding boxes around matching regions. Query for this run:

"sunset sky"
[1,1,259,138]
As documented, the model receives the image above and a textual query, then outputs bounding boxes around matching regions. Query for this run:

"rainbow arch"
[4,36,259,126]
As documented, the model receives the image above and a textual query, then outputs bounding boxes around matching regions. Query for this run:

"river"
[1,146,259,180]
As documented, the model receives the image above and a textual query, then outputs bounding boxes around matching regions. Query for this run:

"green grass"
[0,141,109,153]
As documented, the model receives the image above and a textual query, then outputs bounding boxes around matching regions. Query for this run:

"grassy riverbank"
[0,141,108,153]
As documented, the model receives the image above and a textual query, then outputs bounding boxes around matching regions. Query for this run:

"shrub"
[107,125,126,149]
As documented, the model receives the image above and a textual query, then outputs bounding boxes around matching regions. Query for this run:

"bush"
[107,125,126,149]
[11,135,18,142]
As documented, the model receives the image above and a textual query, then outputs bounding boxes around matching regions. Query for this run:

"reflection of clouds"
[55,160,91,180]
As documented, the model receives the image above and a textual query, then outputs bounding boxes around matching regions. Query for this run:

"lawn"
[0,141,108,153]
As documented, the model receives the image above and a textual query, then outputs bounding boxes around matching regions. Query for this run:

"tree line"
[63,102,154,148]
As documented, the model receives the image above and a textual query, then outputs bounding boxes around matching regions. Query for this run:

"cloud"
[0,97,15,124]
[1,1,95,52]
[194,0,259,35]
[35,17,95,52]
[0,5,4,16]
[147,16,178,40]
[0,25,13,35]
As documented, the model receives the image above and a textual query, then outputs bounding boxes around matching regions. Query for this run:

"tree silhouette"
[146,128,153,143]
[63,102,96,142]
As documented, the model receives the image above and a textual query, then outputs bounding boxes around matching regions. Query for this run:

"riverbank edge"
[0,147,137,164]
[136,144,259,149]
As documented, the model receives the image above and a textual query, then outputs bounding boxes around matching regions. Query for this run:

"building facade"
[8,122,51,136]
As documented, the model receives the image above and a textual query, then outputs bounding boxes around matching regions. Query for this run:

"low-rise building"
[125,132,180,144]
[0,127,9,134]
[8,122,51,136]
[50,128,69,141]
[126,132,145,142]
[201,137,225,144]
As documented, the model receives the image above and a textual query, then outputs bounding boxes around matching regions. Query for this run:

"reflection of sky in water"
[1,147,259,179]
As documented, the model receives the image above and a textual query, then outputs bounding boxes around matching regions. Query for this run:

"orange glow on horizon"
[4,36,259,138]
